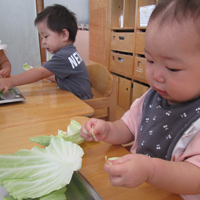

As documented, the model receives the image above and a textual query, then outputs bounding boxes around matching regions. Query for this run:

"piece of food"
[105,156,120,165]
[30,119,84,146]
[0,136,84,199]
[91,126,98,142]
[0,89,13,95]
[23,63,33,71]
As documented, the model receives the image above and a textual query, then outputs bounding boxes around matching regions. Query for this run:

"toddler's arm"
[0,50,11,78]
[80,118,134,144]
[104,153,200,195]
[0,66,53,93]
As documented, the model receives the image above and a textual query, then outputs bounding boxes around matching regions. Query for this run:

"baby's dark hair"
[34,4,78,43]
[149,0,200,33]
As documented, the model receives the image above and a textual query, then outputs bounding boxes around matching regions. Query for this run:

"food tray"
[0,171,103,200]
[65,171,103,200]
[0,87,25,104]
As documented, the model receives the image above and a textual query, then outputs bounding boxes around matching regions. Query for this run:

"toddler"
[0,41,11,78]
[81,0,200,199]
[0,4,93,100]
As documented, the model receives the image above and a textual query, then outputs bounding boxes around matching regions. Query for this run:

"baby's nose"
[153,68,165,83]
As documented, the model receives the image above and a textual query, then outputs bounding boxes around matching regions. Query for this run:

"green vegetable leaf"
[29,135,52,147]
[0,137,84,199]
[30,119,84,146]
[39,186,67,200]
[0,89,13,96]
[23,63,33,71]
[67,119,81,136]
[3,196,16,200]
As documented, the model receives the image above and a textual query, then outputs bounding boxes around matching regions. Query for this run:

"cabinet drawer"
[118,77,132,110]
[132,82,149,102]
[134,56,146,80]
[111,32,135,53]
[109,52,133,78]
[135,32,145,54]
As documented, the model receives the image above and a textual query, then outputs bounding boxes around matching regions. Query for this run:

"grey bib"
[136,89,200,160]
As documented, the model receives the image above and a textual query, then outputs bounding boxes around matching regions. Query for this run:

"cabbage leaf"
[0,136,84,199]
[30,119,84,146]
[4,186,67,200]
[23,63,33,71]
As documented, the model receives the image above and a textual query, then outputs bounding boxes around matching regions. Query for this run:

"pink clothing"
[121,90,200,200]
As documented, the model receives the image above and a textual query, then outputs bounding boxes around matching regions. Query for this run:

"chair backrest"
[85,63,116,121]
[86,64,113,97]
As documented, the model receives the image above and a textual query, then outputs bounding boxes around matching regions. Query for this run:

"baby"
[81,0,200,199]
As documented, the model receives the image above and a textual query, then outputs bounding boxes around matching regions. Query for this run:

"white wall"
[0,0,89,75]
[44,0,89,25]
[0,0,40,75]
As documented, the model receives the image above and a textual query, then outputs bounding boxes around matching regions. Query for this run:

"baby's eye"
[166,67,180,72]
[44,35,48,39]
[146,59,154,64]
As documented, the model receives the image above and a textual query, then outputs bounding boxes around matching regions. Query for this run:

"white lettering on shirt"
[68,51,83,69]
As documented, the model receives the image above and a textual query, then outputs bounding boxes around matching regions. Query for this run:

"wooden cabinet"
[134,0,157,85]
[89,0,157,108]
[111,32,135,53]
[89,0,110,67]
[110,51,134,78]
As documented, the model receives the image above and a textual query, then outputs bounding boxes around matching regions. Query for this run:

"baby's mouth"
[156,88,167,96]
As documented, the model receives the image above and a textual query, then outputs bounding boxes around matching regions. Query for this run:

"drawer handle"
[119,36,124,40]
[118,57,123,61]
[137,61,142,68]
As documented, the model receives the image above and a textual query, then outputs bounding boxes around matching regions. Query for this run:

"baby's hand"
[80,118,109,142]
[104,154,154,188]
[0,69,11,78]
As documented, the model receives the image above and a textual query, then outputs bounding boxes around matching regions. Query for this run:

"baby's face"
[144,19,200,104]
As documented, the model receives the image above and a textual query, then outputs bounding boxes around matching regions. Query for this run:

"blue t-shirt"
[43,44,93,100]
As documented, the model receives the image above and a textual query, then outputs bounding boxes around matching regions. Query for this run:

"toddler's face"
[36,21,66,54]
[144,19,200,104]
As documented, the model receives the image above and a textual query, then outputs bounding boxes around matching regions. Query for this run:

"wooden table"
[0,116,182,200]
[0,80,94,128]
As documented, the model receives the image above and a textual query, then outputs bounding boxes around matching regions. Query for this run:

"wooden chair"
[84,63,117,121]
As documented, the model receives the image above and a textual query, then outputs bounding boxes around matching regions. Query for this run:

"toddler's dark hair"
[34,4,78,42]
[149,0,200,33]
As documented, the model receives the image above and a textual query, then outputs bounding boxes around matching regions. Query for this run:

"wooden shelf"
[89,0,158,108]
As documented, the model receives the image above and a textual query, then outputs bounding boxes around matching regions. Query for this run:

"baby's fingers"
[80,127,93,140]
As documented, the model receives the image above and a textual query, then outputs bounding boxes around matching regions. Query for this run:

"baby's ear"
[62,29,69,41]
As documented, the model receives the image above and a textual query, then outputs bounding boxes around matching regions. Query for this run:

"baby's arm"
[0,50,11,78]
[104,154,200,195]
[0,67,53,93]
[81,118,134,144]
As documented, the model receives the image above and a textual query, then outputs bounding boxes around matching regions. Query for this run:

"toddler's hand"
[80,118,109,142]
[104,154,154,188]
[0,69,11,78]
[0,78,14,93]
